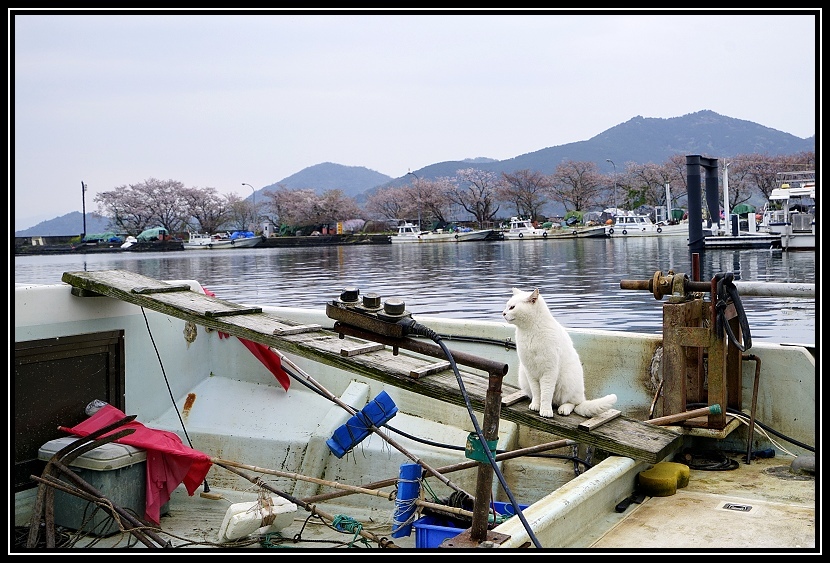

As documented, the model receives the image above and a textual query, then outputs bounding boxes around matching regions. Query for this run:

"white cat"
[502,287,617,418]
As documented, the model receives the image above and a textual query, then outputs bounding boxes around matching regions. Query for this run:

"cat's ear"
[529,288,539,303]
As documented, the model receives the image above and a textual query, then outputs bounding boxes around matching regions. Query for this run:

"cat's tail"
[574,394,618,418]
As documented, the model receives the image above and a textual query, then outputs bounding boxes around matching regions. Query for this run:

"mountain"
[391,110,814,184]
[255,162,393,203]
[15,212,112,238]
[17,110,814,236]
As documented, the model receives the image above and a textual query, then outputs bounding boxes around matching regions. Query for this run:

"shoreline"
[14,234,392,255]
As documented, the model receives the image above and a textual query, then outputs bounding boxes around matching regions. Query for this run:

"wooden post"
[468,372,504,543]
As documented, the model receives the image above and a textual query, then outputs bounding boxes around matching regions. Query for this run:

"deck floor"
[590,456,815,550]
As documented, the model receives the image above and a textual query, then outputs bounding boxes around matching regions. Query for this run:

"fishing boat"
[122,227,184,252]
[605,214,687,237]
[184,231,263,250]
[14,267,815,552]
[546,225,609,239]
[760,171,815,251]
[501,217,551,240]
[389,222,494,244]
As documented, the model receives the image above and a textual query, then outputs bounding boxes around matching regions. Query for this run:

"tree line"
[94,150,814,236]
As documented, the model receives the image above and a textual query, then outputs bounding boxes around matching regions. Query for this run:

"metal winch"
[621,268,753,431]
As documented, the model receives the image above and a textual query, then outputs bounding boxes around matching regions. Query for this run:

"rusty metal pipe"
[621,274,814,299]
[333,322,508,377]
[742,354,762,465]
[300,438,576,505]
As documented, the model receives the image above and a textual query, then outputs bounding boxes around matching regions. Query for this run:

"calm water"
[15,237,816,346]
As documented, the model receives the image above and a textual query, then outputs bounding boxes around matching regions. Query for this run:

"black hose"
[715,272,752,351]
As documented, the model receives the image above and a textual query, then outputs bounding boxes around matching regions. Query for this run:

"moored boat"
[501,217,551,240]
[14,268,815,552]
[546,225,609,239]
[389,222,494,243]
[122,226,184,252]
[605,214,687,237]
[184,231,263,250]
[760,171,815,251]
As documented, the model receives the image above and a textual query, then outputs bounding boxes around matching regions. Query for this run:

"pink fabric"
[203,286,291,391]
[62,404,212,525]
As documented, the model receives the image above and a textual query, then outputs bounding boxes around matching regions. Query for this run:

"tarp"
[83,232,122,243]
[731,203,756,215]
[62,405,212,525]
[229,231,255,240]
[137,227,169,241]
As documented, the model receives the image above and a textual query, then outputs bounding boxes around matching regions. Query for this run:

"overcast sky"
[11,9,819,230]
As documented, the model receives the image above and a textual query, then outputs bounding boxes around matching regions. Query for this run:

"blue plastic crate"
[412,501,528,548]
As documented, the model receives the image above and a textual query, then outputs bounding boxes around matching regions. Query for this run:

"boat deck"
[19,454,813,551]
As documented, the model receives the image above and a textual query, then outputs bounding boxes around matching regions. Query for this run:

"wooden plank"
[131,285,192,294]
[274,324,322,336]
[205,307,263,318]
[59,269,684,464]
[578,409,622,431]
[410,361,451,379]
[341,343,385,357]
[501,390,527,406]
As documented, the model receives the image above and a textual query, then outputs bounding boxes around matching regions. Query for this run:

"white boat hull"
[184,235,262,249]
[390,229,493,243]
[781,232,815,250]
[703,233,781,249]
[502,230,550,240]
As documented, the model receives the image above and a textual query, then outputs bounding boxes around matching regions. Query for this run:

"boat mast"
[407,170,421,230]
[723,162,731,235]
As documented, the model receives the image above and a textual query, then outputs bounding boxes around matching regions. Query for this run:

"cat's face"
[502,287,540,326]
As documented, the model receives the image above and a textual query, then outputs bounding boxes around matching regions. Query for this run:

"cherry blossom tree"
[497,169,551,220]
[94,178,187,234]
[364,186,406,223]
[447,168,502,227]
[547,161,605,213]
[179,186,232,233]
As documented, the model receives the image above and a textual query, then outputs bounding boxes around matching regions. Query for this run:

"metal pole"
[242,182,256,232]
[606,159,617,213]
[407,171,421,230]
[81,181,87,240]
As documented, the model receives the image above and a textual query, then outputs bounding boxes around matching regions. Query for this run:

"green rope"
[260,531,293,549]
[332,514,370,548]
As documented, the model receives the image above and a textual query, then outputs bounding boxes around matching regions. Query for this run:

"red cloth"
[203,286,291,391]
[62,405,212,525]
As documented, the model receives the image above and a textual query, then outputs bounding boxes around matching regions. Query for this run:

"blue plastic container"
[412,501,528,548]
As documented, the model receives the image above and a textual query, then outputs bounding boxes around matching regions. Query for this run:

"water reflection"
[14,237,815,345]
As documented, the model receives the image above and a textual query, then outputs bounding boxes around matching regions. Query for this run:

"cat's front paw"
[528,400,541,412]
[539,405,554,418]
[557,403,575,416]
